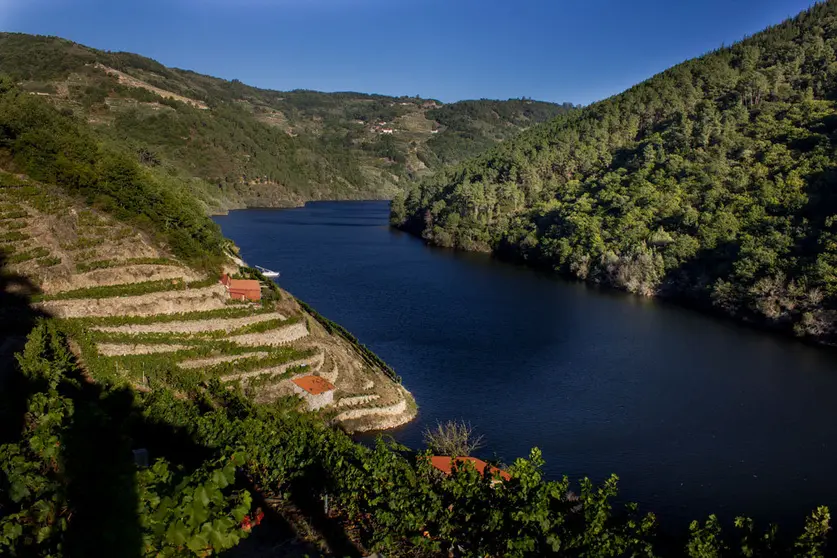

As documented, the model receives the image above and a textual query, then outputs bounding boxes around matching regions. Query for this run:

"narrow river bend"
[214,200,837,529]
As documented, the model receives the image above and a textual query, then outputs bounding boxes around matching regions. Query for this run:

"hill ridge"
[394,0,837,345]
[0,31,575,209]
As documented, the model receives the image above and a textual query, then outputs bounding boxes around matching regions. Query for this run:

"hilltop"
[395,0,837,345]
[0,32,574,210]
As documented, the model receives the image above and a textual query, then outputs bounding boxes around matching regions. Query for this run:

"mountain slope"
[0,173,415,433]
[0,33,574,209]
[0,75,415,430]
[395,0,837,344]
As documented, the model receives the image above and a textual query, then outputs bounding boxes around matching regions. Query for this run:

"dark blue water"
[214,201,837,529]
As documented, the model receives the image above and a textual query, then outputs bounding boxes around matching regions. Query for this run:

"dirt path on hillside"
[178,352,270,369]
[228,322,309,347]
[43,265,203,293]
[221,352,324,382]
[97,343,189,356]
[37,284,228,318]
[335,394,380,408]
[92,312,286,335]
[93,63,209,109]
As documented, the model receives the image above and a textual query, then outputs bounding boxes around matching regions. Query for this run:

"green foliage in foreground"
[1,320,831,557]
[396,0,837,344]
[136,456,252,556]
[0,321,253,557]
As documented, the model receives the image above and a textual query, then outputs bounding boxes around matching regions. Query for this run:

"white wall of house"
[291,384,335,410]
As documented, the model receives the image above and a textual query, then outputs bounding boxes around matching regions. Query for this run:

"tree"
[423,420,485,456]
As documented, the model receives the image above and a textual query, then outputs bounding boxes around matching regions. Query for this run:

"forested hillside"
[395,1,837,345]
[0,33,573,209]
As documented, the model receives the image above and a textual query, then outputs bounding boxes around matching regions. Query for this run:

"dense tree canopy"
[395,0,837,344]
[421,99,576,166]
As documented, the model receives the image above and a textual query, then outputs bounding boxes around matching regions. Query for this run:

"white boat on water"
[255,265,280,278]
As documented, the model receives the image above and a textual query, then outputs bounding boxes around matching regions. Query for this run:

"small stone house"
[291,375,336,410]
[220,274,261,302]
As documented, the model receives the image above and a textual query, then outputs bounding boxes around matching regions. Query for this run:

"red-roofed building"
[220,274,261,302]
[429,456,511,482]
[291,375,336,410]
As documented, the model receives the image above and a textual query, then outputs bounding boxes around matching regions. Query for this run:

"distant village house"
[371,123,397,134]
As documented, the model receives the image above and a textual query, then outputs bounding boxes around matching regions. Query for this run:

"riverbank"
[395,219,837,350]
[206,193,392,217]
[8,196,832,558]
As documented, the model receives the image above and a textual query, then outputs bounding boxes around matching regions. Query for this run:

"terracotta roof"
[429,456,511,481]
[292,375,336,395]
[228,279,260,292]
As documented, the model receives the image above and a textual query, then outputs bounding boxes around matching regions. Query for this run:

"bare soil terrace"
[0,177,415,432]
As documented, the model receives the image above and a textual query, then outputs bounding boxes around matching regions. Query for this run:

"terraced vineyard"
[0,172,415,432]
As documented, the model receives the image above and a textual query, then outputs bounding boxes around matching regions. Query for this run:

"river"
[214,200,837,530]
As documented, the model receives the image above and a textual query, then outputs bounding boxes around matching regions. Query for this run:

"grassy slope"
[0,32,574,209]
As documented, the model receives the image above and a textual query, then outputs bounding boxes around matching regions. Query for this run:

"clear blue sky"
[0,0,818,105]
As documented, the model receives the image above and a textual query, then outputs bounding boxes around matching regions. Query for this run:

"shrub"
[423,420,485,456]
